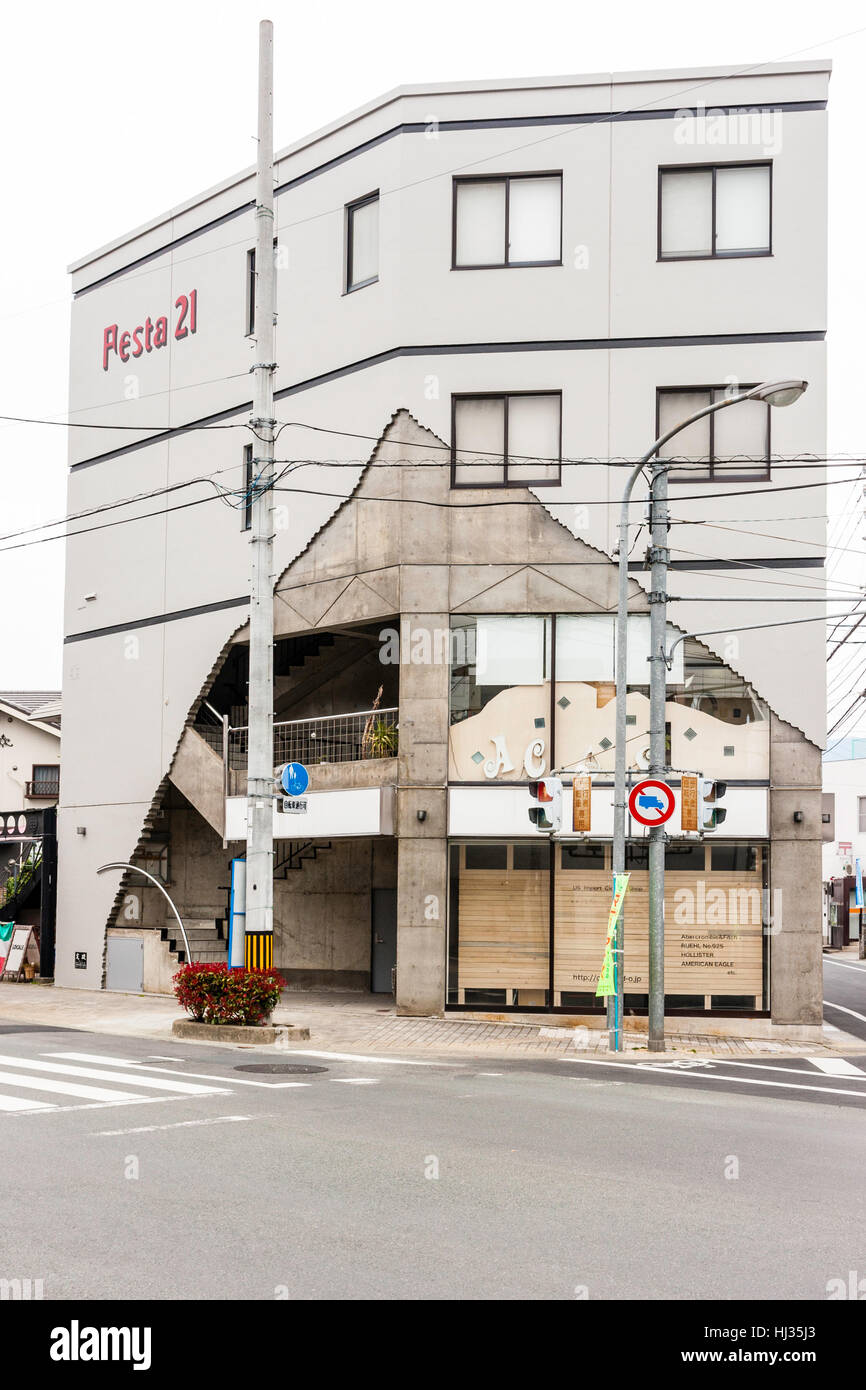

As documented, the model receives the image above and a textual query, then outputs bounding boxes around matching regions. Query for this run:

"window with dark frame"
[346,192,379,292]
[242,444,254,531]
[859,796,866,834]
[452,391,562,488]
[246,238,279,335]
[656,385,771,482]
[453,173,562,268]
[658,162,772,260]
[30,764,59,797]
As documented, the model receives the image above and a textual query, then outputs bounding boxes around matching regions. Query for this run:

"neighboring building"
[58,63,829,1029]
[0,694,61,810]
[822,738,866,946]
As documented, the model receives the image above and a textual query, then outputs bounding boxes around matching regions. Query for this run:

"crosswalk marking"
[47,1052,313,1089]
[808,1057,865,1077]
[0,1093,54,1112]
[0,1054,227,1096]
[0,1068,143,1103]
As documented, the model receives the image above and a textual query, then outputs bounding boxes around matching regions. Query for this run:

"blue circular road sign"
[280,762,309,796]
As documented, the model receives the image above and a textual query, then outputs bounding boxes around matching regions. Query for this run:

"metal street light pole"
[612,380,808,1053]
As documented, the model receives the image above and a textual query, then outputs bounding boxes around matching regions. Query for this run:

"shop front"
[447,838,768,1016]
[447,611,772,1019]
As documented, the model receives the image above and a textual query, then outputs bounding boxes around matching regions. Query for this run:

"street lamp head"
[747,379,808,408]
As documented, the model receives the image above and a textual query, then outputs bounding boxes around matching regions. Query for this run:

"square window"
[454,174,562,268]
[346,193,379,292]
[452,392,561,488]
[659,163,771,260]
[657,386,770,482]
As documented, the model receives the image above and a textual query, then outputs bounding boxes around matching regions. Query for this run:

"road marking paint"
[807,1057,865,1077]
[0,1055,225,1096]
[477,1072,504,1077]
[95,1114,253,1137]
[823,958,866,973]
[285,1050,464,1068]
[5,1093,226,1119]
[0,1069,144,1103]
[0,1093,54,1112]
[561,1056,866,1100]
[45,1052,309,1088]
[823,1000,866,1026]
[333,1078,378,1086]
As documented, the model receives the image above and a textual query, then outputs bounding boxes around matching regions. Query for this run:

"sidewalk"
[0,981,862,1060]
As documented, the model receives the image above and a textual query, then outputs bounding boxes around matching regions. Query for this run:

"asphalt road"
[1,1020,865,1301]
[823,951,866,1041]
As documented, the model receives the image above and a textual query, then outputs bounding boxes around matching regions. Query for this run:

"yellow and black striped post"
[244,931,273,971]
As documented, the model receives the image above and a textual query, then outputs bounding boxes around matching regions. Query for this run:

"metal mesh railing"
[227,707,398,794]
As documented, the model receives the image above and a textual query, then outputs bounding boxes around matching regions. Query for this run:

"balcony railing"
[226,706,398,795]
[25,781,59,799]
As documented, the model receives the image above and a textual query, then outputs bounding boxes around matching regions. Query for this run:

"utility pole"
[646,459,669,1052]
[244,18,276,972]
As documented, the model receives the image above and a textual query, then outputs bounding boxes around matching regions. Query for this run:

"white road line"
[286,1050,464,1067]
[95,1115,253,1137]
[561,1056,866,1100]
[808,1057,865,1077]
[6,1093,226,1120]
[333,1078,378,1086]
[0,1055,225,1096]
[823,958,866,973]
[0,1069,144,1103]
[46,1052,317,1088]
[658,1057,866,1082]
[0,1093,54,1112]
[823,1000,866,1026]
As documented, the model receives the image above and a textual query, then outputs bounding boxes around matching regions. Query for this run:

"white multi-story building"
[58,62,829,1029]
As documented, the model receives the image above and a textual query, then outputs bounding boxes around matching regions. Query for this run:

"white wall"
[58,63,829,987]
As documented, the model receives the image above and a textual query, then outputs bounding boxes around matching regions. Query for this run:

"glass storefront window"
[449,615,768,783]
[449,616,551,781]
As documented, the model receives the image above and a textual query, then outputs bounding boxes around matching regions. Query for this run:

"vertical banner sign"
[681,775,698,833]
[572,776,591,833]
[596,874,630,997]
[855,859,863,911]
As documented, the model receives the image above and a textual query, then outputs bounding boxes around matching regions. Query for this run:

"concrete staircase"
[162,918,228,964]
[168,726,225,838]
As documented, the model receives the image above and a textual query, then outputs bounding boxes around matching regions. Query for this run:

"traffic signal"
[699,778,727,831]
[528,777,563,833]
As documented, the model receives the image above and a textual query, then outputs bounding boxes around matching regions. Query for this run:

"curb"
[172,1019,310,1044]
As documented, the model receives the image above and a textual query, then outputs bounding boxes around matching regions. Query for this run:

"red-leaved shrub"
[173,962,284,1026]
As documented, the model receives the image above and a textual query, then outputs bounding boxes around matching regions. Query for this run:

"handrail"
[229,705,398,735]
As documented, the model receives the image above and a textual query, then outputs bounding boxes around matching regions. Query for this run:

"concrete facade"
[58,64,829,1028]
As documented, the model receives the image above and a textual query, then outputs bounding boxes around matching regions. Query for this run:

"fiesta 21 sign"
[102,290,198,370]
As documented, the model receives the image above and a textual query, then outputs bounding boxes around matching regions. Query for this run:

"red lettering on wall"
[102,324,118,371]
[174,294,189,340]
[100,293,198,368]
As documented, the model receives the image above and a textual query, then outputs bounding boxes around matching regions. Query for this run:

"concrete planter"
[172,1018,310,1045]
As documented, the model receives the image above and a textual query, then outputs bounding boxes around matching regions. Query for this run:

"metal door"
[371,888,397,994]
[106,937,144,992]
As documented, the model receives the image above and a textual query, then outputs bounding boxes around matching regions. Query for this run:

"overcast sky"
[1,0,863,732]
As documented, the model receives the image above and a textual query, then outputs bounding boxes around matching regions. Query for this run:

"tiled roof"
[0,692,62,717]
